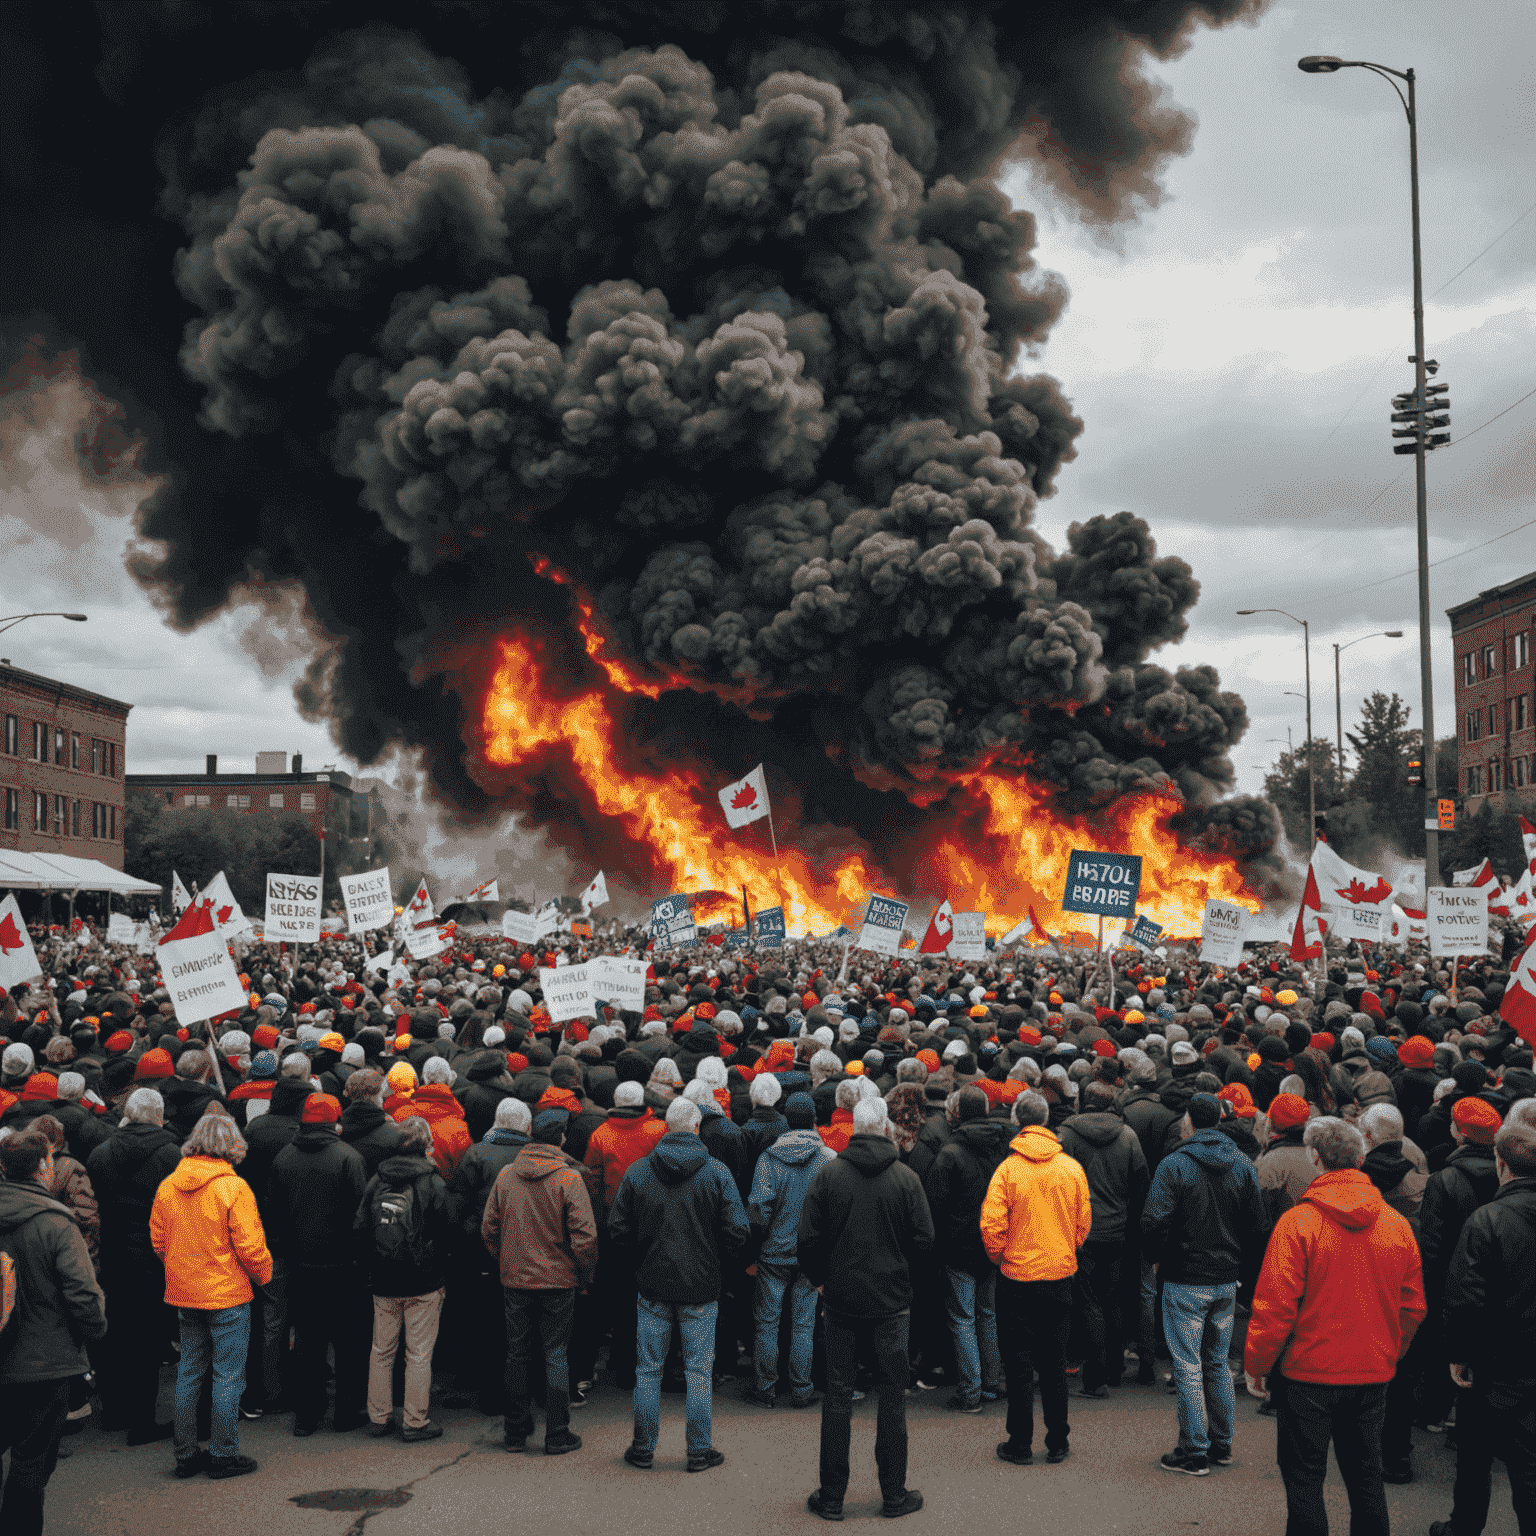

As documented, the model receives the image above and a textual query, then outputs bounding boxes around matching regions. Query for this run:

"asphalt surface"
[38,1373,1521,1536]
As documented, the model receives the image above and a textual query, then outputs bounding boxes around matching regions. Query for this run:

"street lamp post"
[0,612,87,638]
[1240,608,1315,844]
[1299,54,1441,886]
[1333,631,1405,771]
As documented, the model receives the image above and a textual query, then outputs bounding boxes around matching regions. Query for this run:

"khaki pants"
[368,1289,444,1430]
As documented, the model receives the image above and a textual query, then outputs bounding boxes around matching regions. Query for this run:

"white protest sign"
[1325,900,1387,944]
[591,955,647,1011]
[540,963,596,1023]
[264,872,322,942]
[858,894,909,957]
[365,950,392,977]
[406,922,452,960]
[1428,887,1488,958]
[501,909,542,945]
[1199,899,1248,967]
[133,921,156,955]
[386,961,412,989]
[106,913,135,945]
[340,867,394,934]
[947,910,987,963]
[157,904,248,1024]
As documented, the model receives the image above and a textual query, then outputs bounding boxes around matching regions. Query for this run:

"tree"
[1262,738,1342,850]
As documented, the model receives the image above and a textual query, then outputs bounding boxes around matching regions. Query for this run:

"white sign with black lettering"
[947,910,987,963]
[264,872,322,942]
[158,914,248,1025]
[540,964,596,1023]
[591,955,647,1011]
[1200,899,1248,967]
[340,866,394,934]
[1428,887,1488,958]
[106,913,135,945]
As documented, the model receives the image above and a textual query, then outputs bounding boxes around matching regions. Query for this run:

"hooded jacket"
[797,1132,934,1317]
[241,1076,314,1219]
[339,1100,403,1178]
[150,1156,274,1309]
[0,1177,107,1384]
[87,1120,183,1272]
[1443,1176,1536,1399]
[1118,1083,1181,1172]
[1419,1140,1500,1299]
[404,1082,473,1178]
[1362,1139,1429,1233]
[457,1055,518,1142]
[607,1131,748,1304]
[481,1141,598,1291]
[583,1105,666,1216]
[448,1132,527,1238]
[354,1152,454,1297]
[1245,1169,1425,1386]
[1256,1128,1321,1225]
[670,1022,721,1084]
[924,1117,1012,1275]
[979,1125,1091,1283]
[1141,1127,1269,1286]
[748,1127,836,1264]
[266,1126,368,1268]
[1058,1110,1151,1243]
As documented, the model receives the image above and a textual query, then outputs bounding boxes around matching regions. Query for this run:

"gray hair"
[56,1072,85,1102]
[1013,1090,1049,1128]
[750,1073,782,1107]
[279,1052,310,1078]
[1506,1098,1536,1133]
[1304,1116,1365,1171]
[422,1056,454,1086]
[665,1097,702,1133]
[851,1097,889,1135]
[396,1116,434,1156]
[896,1058,927,1085]
[1357,1104,1404,1146]
[493,1098,531,1133]
[613,1081,645,1108]
[649,1058,682,1088]
[124,1087,165,1126]
[834,1078,862,1110]
[810,1049,842,1087]
[694,1057,727,1089]
[682,1078,717,1109]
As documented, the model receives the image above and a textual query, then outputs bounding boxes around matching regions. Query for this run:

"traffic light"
[1391,364,1450,456]
[1407,758,1423,786]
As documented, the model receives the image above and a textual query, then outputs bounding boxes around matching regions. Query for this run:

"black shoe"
[1135,1361,1156,1386]
[400,1421,443,1443]
[568,1387,588,1409]
[686,1447,725,1473]
[1078,1384,1110,1399]
[503,1435,526,1453]
[207,1454,259,1480]
[946,1393,984,1413]
[1381,1461,1413,1485]
[293,1421,318,1438]
[881,1492,923,1519]
[996,1441,1033,1465]
[1209,1444,1234,1466]
[1428,1523,1452,1536]
[1046,1445,1071,1465]
[127,1423,175,1446]
[623,1445,654,1469]
[1161,1448,1209,1476]
[366,1418,395,1437]
[807,1491,845,1522]
[173,1452,208,1479]
[332,1415,365,1434]
[742,1386,777,1407]
[790,1392,822,1409]
[544,1431,582,1456]
[1257,1399,1277,1417]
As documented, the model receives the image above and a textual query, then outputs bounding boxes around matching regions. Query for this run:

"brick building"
[126,752,381,844]
[0,661,132,869]
[1448,570,1536,812]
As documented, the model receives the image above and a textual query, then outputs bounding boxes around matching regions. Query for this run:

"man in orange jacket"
[980,1091,1091,1468]
[1245,1117,1425,1536]
[409,1058,472,1177]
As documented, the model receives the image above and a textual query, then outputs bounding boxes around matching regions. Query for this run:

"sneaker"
[1160,1449,1209,1476]
[996,1441,1033,1466]
[366,1418,395,1437]
[1046,1445,1071,1465]
[238,1402,264,1421]
[790,1392,822,1409]
[623,1445,654,1470]
[1381,1461,1413,1485]
[173,1452,208,1479]
[543,1431,582,1456]
[686,1447,725,1473]
[980,1389,1001,1403]
[400,1422,444,1443]
[1209,1444,1234,1466]
[946,1394,984,1413]
[850,1390,866,1403]
[881,1492,924,1519]
[568,1387,588,1409]
[741,1386,777,1407]
[207,1454,259,1480]
[807,1490,845,1522]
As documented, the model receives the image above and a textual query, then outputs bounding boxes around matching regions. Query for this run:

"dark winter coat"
[1395,1066,1441,1141]
[448,1132,528,1239]
[1419,1141,1500,1300]
[922,1117,1011,1276]
[1059,1110,1150,1244]
[50,1099,112,1164]
[1140,1127,1269,1286]
[339,1100,403,1178]
[670,1023,722,1084]
[241,1077,314,1219]
[354,1152,455,1297]
[457,1055,518,1143]
[1119,1084,1181,1172]
[86,1120,182,1273]
[695,1097,744,1190]
[267,1126,368,1269]
[158,1076,223,1140]
[738,1105,789,1189]
[1443,1176,1536,1402]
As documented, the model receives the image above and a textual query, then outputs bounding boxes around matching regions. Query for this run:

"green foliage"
[1262,738,1344,849]
[1441,794,1536,881]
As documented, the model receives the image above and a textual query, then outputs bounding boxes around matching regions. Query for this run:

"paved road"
[41,1377,1520,1536]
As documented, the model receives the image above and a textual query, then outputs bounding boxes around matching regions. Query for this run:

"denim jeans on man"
[820,1310,910,1505]
[503,1287,575,1442]
[1162,1280,1236,1456]
[753,1261,818,1397]
[944,1267,1001,1403]
[1274,1376,1390,1536]
[174,1303,251,1464]
[634,1296,716,1455]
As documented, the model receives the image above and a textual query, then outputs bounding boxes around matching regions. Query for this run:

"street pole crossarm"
[1235,606,1308,628]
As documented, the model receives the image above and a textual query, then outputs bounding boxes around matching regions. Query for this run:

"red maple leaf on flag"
[216,904,234,926]
[0,911,25,955]
[935,909,952,934]
[1337,877,1392,906]
[730,783,757,811]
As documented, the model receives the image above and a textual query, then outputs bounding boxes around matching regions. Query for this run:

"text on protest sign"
[107,912,135,944]
[1128,914,1164,951]
[501,909,542,945]
[1062,851,1143,918]
[650,894,698,949]
[265,872,322,943]
[340,866,393,934]
[540,964,596,1023]
[947,910,987,963]
[1428,887,1489,958]
[754,906,785,950]
[858,893,910,957]
[158,907,248,1025]
[406,922,451,960]
[591,955,647,1011]
[1325,900,1387,945]
[1199,899,1247,967]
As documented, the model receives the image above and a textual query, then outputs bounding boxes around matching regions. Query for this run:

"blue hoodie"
[1140,1127,1269,1285]
[749,1128,836,1263]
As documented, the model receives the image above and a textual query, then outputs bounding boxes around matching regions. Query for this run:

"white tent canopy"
[0,850,160,894]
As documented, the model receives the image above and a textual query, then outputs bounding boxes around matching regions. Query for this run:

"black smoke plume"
[2,1,1277,873]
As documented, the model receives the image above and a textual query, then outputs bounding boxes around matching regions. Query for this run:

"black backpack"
[369,1178,428,1267]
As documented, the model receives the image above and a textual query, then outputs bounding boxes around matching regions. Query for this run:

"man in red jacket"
[1245,1117,1426,1536]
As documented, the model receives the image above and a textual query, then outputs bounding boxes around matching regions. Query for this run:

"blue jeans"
[944,1267,1001,1403]
[634,1296,716,1456]
[1161,1280,1236,1456]
[175,1304,251,1463]
[753,1262,817,1397]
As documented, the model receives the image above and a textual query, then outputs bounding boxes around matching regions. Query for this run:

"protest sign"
[133,921,156,955]
[1200,899,1247,967]
[1128,914,1164,951]
[1000,916,1034,946]
[754,906,785,950]
[947,910,987,962]
[591,955,647,1010]
[1062,851,1142,918]
[158,902,247,1024]
[1429,887,1488,958]
[340,866,393,933]
[540,964,596,1022]
[650,894,698,949]
[405,922,451,960]
[858,894,909,957]
[1325,900,1387,944]
[106,912,135,945]
[264,872,322,942]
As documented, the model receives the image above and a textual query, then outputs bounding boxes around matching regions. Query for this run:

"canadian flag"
[718,765,770,829]
[1382,903,1428,944]
[1522,816,1536,877]
[1502,864,1536,924]
[200,871,251,935]
[406,878,435,927]
[0,894,43,992]
[1310,839,1394,913]
[1453,858,1496,888]
[460,877,499,905]
[1500,922,1536,1047]
[580,871,609,914]
[919,898,955,954]
[1290,865,1331,961]
[172,871,192,913]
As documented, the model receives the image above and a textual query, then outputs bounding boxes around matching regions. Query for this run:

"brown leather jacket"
[480,1142,598,1291]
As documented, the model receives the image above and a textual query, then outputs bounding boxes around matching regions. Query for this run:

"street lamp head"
[1384,629,1404,637]
[1298,55,1345,73]
[63,613,87,622]
[1235,609,1257,615]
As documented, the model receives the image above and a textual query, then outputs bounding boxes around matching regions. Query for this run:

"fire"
[469,615,1260,941]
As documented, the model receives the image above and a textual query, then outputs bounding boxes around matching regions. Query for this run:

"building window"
[269,793,285,810]
[54,728,64,765]
[32,722,46,761]
[1490,702,1500,734]
[1517,756,1530,789]
[3,789,16,831]
[1463,654,1476,686]
[1467,710,1481,741]
[91,803,101,838]
[1466,765,1482,795]
[1484,645,1498,677]
[70,799,80,837]
[1516,695,1529,732]
[1490,758,1504,793]
[92,740,102,774]
[299,792,316,810]
[52,794,64,835]
[110,805,116,840]
[70,733,79,770]
[106,742,116,778]
[163,791,172,805]
[1519,633,1531,669]
[33,791,46,831]
[3,715,15,755]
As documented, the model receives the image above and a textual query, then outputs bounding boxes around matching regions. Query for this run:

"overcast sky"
[4,0,1533,832]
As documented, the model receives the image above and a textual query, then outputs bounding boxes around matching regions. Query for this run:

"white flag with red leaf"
[919,898,955,954]
[580,870,609,915]
[405,878,435,928]
[1290,865,1330,962]
[718,765,770,829]
[1500,922,1536,1048]
[200,871,251,936]
[1503,865,1536,924]
[0,894,43,992]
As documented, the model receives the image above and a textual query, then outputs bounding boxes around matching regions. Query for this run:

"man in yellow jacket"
[980,1091,1091,1468]
[150,1108,273,1482]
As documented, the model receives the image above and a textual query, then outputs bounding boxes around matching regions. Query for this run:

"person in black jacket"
[1435,1120,1536,1536]
[798,1095,934,1521]
[354,1116,456,1441]
[86,1087,182,1441]
[266,1094,368,1434]
[160,1050,222,1140]
[456,1051,519,1143]
[923,1087,1010,1412]
[340,1068,403,1177]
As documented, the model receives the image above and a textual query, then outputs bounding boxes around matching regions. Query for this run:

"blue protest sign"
[1061,851,1142,918]
[754,906,785,950]
[649,893,698,949]
[1128,914,1163,951]
[857,893,909,957]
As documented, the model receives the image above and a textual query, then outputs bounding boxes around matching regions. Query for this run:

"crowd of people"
[0,910,1533,1535]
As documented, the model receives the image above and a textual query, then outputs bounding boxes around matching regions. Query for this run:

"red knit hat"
[1267,1093,1309,1131]
[299,1093,342,1125]
[105,1030,134,1053]
[1397,1035,1435,1069]
[134,1048,175,1081]
[1091,1039,1117,1058]
[1452,1097,1502,1144]
[252,1024,280,1050]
